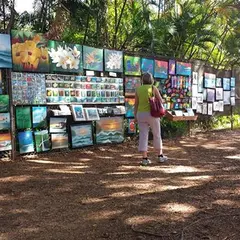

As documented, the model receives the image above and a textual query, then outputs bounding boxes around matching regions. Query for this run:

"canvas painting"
[198,76,204,93]
[154,60,168,79]
[70,124,93,148]
[223,91,231,105]
[223,78,230,91]
[49,117,67,133]
[84,108,100,121]
[230,77,235,87]
[216,88,223,100]
[11,30,49,72]
[141,58,154,75]
[104,49,123,72]
[83,46,103,71]
[48,40,82,73]
[32,106,47,128]
[18,131,34,154]
[0,133,11,151]
[230,97,235,106]
[96,117,124,144]
[169,60,176,75]
[0,34,12,68]
[0,95,9,112]
[0,113,10,130]
[206,89,215,102]
[124,55,141,76]
[204,73,216,88]
[51,133,68,149]
[202,103,207,115]
[213,102,219,112]
[197,94,203,103]
[207,103,213,115]
[125,77,141,96]
[216,78,222,87]
[71,105,86,121]
[34,130,50,152]
[176,62,192,76]
[196,103,202,113]
[16,107,31,129]
[192,72,198,85]
[0,70,2,94]
[127,118,136,134]
[230,88,235,97]
[125,98,135,117]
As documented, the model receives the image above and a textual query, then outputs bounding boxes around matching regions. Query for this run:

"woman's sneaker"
[158,155,168,163]
[140,158,152,166]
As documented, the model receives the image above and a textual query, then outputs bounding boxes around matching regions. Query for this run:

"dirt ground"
[1,130,240,240]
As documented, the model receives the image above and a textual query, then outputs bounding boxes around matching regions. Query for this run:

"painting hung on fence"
[0,34,12,68]
[204,73,216,88]
[127,118,136,134]
[95,117,124,144]
[141,58,154,75]
[83,46,103,71]
[16,106,31,129]
[84,108,100,121]
[70,124,93,148]
[49,117,67,133]
[34,130,50,152]
[206,89,215,102]
[216,88,223,101]
[125,98,135,117]
[223,78,231,91]
[11,30,49,72]
[48,40,82,73]
[169,60,176,75]
[71,105,86,121]
[125,77,141,97]
[0,113,10,130]
[223,91,231,105]
[230,77,235,87]
[0,133,11,151]
[0,95,9,113]
[216,78,222,88]
[51,133,68,149]
[18,131,34,154]
[154,60,168,79]
[32,106,47,128]
[124,55,141,76]
[104,49,123,72]
[176,62,192,76]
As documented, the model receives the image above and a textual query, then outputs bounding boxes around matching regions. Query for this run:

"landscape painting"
[141,58,154,75]
[0,133,11,151]
[0,113,10,130]
[154,60,168,79]
[70,124,93,148]
[83,46,103,71]
[34,130,50,152]
[124,77,141,97]
[18,131,34,154]
[0,95,9,112]
[16,107,31,129]
[104,49,123,72]
[176,62,192,76]
[51,133,68,149]
[124,55,141,76]
[32,106,47,128]
[96,117,124,144]
[49,117,67,133]
[125,98,135,117]
[0,34,12,68]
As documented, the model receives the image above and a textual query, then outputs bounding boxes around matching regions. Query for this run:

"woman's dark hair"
[142,72,154,85]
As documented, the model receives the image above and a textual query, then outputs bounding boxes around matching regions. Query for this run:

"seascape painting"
[124,55,141,76]
[49,117,67,133]
[70,124,93,148]
[0,113,10,130]
[18,131,34,154]
[96,117,124,144]
[0,34,12,68]
[51,133,68,149]
[0,133,11,151]
[154,60,168,79]
[176,62,192,76]
[0,95,9,112]
[34,130,50,152]
[141,58,154,75]
[124,77,141,97]
[223,78,231,91]
[104,49,123,72]
[83,46,103,71]
[16,106,31,129]
[32,106,47,128]
[125,98,135,117]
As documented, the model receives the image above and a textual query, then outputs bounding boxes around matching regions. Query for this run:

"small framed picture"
[202,103,207,115]
[84,108,100,121]
[207,103,213,115]
[223,91,231,105]
[213,102,219,112]
[198,76,204,93]
[230,77,235,87]
[219,101,224,112]
[216,78,222,88]
[192,72,198,85]
[207,89,215,102]
[196,103,202,113]
[230,88,235,97]
[215,88,223,100]
[230,97,235,106]
[223,78,231,91]
[71,105,86,121]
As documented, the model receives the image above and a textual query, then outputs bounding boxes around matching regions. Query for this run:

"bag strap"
[151,85,155,97]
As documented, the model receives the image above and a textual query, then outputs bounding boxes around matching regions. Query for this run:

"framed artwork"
[48,40,82,73]
[206,89,215,102]
[49,117,67,133]
[191,97,197,109]
[0,113,10,130]
[198,76,203,93]
[213,102,219,112]
[16,107,31,129]
[197,94,203,103]
[207,103,213,115]
[32,106,47,128]
[124,55,141,76]
[196,103,202,113]
[192,72,198,85]
[0,95,9,112]
[223,78,230,91]
[71,105,86,121]
[51,133,68,149]
[95,117,124,144]
[0,34,12,68]
[176,62,192,76]
[125,98,135,117]
[202,103,207,115]
[204,73,216,88]
[154,60,168,79]
[34,130,50,152]
[216,88,223,100]
[216,78,222,88]
[0,70,2,94]
[203,89,207,101]
[84,108,100,120]
[127,119,137,134]
[70,124,93,148]
[83,46,103,71]
[125,77,141,97]
[11,30,49,72]
[0,133,12,151]
[169,60,176,75]
[230,97,235,106]
[18,131,34,154]
[219,101,224,112]
[192,85,198,97]
[104,49,123,72]
[223,91,230,105]
[141,58,154,75]
[230,77,235,87]
[230,88,235,97]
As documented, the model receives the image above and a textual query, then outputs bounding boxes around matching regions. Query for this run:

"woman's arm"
[153,86,164,103]
[134,91,139,121]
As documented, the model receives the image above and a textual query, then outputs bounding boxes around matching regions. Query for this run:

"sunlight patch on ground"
[97,156,114,159]
[0,175,32,183]
[181,175,213,181]
[125,215,159,225]
[80,197,106,204]
[212,199,240,207]
[202,144,236,150]
[46,169,85,174]
[9,208,31,214]
[87,210,122,220]
[0,194,18,201]
[66,165,89,169]
[106,172,134,175]
[157,166,207,173]
[161,203,197,214]
[225,155,240,160]
[26,159,91,165]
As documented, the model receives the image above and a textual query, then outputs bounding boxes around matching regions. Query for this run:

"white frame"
[84,108,100,121]
[71,105,86,121]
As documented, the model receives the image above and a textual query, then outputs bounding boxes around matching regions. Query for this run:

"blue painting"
[71,124,93,148]
[230,77,235,87]
[83,46,103,71]
[124,55,141,76]
[125,98,135,117]
[0,34,12,68]
[32,106,47,128]
[34,130,50,152]
[154,60,168,79]
[0,113,10,130]
[223,78,230,91]
[141,58,154,75]
[176,62,192,76]
[18,131,34,154]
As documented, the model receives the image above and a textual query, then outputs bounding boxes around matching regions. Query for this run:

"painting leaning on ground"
[0,34,12,68]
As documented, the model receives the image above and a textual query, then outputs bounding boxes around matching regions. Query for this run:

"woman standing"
[134,72,167,166]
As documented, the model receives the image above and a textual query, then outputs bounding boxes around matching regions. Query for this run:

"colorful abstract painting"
[49,117,67,133]
[127,119,136,134]
[0,95,9,112]
[11,30,49,72]
[32,106,47,128]
[0,133,11,151]
[0,34,12,68]
[83,46,103,71]
[125,77,141,97]
[18,131,34,154]
[176,62,192,76]
[141,58,154,75]
[70,124,93,148]
[48,40,82,73]
[34,130,50,152]
[204,73,216,88]
[223,78,231,91]
[169,60,176,75]
[125,98,135,117]
[0,113,10,130]
[16,107,31,129]
[51,133,68,149]
[124,55,141,76]
[154,60,168,79]
[96,117,124,144]
[104,49,123,72]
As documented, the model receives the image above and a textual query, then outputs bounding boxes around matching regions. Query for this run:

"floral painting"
[0,95,9,112]
[176,62,192,76]
[124,55,141,76]
[34,130,50,152]
[0,113,10,130]
[154,60,168,79]
[169,60,176,75]
[11,30,49,72]
[125,98,135,117]
[32,106,47,128]
[18,131,34,154]
[16,106,32,129]
[125,77,141,97]
[48,40,82,73]
[104,49,123,72]
[51,133,68,149]
[0,133,11,151]
[83,46,103,71]
[141,58,154,75]
[0,34,12,68]
[127,119,136,134]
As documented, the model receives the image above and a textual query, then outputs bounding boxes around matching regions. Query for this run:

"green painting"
[0,95,9,112]
[124,55,141,76]
[16,106,31,129]
[83,46,103,71]
[34,130,50,152]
